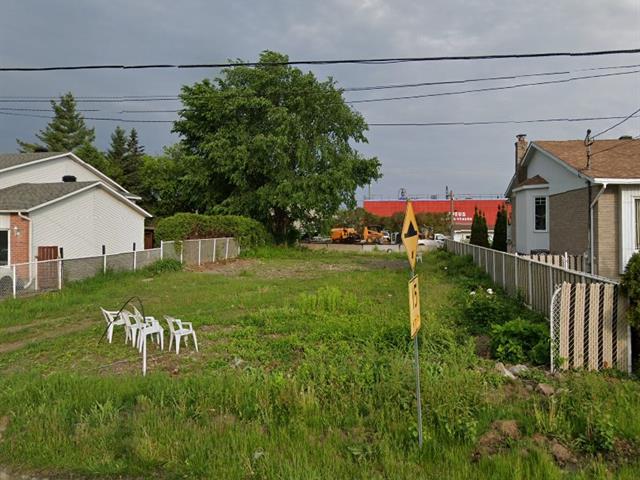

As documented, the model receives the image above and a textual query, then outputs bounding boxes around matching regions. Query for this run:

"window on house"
[635,199,640,249]
[0,231,7,266]
[534,196,547,231]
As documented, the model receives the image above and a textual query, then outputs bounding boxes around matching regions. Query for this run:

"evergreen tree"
[470,207,481,246]
[492,205,508,252]
[479,211,489,247]
[106,126,128,183]
[17,92,95,153]
[121,128,144,189]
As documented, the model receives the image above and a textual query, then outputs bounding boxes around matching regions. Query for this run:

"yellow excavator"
[330,227,361,244]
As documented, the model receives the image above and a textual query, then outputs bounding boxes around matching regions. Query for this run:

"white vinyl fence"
[445,240,632,372]
[0,237,239,300]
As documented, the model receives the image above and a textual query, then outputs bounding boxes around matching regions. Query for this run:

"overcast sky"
[1,0,639,200]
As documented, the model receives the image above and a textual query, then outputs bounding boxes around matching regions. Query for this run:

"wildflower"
[487,288,494,295]
[470,291,476,296]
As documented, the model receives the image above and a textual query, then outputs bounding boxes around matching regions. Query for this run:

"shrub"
[156,213,271,249]
[142,259,183,275]
[490,318,549,365]
[461,288,514,334]
[621,252,640,327]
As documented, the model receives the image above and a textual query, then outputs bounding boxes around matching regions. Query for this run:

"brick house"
[505,135,640,279]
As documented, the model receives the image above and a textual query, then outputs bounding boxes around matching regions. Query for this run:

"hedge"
[156,213,271,249]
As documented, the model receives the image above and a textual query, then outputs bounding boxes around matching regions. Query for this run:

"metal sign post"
[401,201,424,448]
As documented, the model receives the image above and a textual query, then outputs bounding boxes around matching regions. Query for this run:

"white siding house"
[30,185,146,259]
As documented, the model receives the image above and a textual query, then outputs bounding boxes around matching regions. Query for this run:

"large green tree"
[173,50,381,242]
[18,92,95,153]
[107,126,128,181]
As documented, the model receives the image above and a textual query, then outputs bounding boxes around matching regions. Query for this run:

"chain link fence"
[1,237,238,300]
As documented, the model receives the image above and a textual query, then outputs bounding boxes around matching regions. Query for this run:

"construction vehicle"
[330,227,361,244]
[361,225,387,244]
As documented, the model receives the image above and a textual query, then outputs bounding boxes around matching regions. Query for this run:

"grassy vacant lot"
[0,248,638,479]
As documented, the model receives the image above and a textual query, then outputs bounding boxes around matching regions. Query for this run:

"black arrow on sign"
[405,220,418,238]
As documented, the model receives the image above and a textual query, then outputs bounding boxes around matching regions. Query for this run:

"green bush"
[156,213,271,249]
[461,289,514,334]
[490,318,549,365]
[621,252,640,327]
[142,259,183,275]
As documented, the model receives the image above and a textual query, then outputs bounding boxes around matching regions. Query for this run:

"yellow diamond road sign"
[409,275,421,338]
[401,201,419,271]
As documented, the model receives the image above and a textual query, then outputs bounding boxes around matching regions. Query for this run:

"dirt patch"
[188,258,256,275]
[473,420,520,460]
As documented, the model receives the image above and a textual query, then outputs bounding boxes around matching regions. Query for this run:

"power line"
[1,47,640,72]
[368,114,640,127]
[2,108,638,128]
[591,134,640,156]
[347,69,640,104]
[0,63,638,102]
[591,106,640,138]
[0,67,637,107]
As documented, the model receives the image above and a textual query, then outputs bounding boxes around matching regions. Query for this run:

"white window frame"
[635,198,640,251]
[0,229,9,266]
[533,195,548,233]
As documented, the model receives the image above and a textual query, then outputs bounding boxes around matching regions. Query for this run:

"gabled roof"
[0,151,141,200]
[0,152,66,170]
[533,139,640,180]
[0,182,95,210]
[518,175,548,186]
[0,181,152,217]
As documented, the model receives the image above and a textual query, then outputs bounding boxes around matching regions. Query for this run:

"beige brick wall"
[549,187,590,255]
[594,185,620,279]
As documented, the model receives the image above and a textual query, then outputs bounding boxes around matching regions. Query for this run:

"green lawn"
[0,248,638,479]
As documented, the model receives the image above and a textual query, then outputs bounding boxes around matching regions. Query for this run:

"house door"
[37,246,59,290]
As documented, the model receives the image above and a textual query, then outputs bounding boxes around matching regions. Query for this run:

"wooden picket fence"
[445,240,632,373]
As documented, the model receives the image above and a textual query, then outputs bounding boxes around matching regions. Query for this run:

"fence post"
[160,240,164,260]
[12,265,16,299]
[102,245,107,274]
[213,238,217,263]
[527,260,533,304]
[563,252,568,270]
[198,239,202,266]
[502,253,506,288]
[57,258,62,290]
[515,254,519,294]
[225,238,230,260]
[133,242,137,271]
[492,250,496,281]
[180,243,183,264]
[548,266,553,313]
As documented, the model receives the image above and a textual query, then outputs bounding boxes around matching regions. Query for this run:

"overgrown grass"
[0,248,638,479]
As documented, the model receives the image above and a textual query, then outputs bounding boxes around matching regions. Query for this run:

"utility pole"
[449,189,454,239]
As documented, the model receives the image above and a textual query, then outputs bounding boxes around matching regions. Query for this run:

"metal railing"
[0,237,239,300]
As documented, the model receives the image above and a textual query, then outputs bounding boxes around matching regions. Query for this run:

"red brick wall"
[9,214,30,265]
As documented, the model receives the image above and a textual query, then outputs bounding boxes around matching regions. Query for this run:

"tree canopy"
[173,50,381,242]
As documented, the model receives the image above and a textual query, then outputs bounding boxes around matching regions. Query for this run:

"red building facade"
[363,199,509,229]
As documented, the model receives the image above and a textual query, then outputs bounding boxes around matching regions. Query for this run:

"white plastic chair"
[164,315,199,354]
[120,309,143,346]
[100,307,125,343]
[133,306,164,352]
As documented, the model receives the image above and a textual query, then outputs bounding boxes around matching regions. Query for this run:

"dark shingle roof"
[0,182,97,211]
[0,152,66,171]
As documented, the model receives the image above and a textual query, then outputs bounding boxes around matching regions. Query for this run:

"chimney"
[515,134,528,183]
